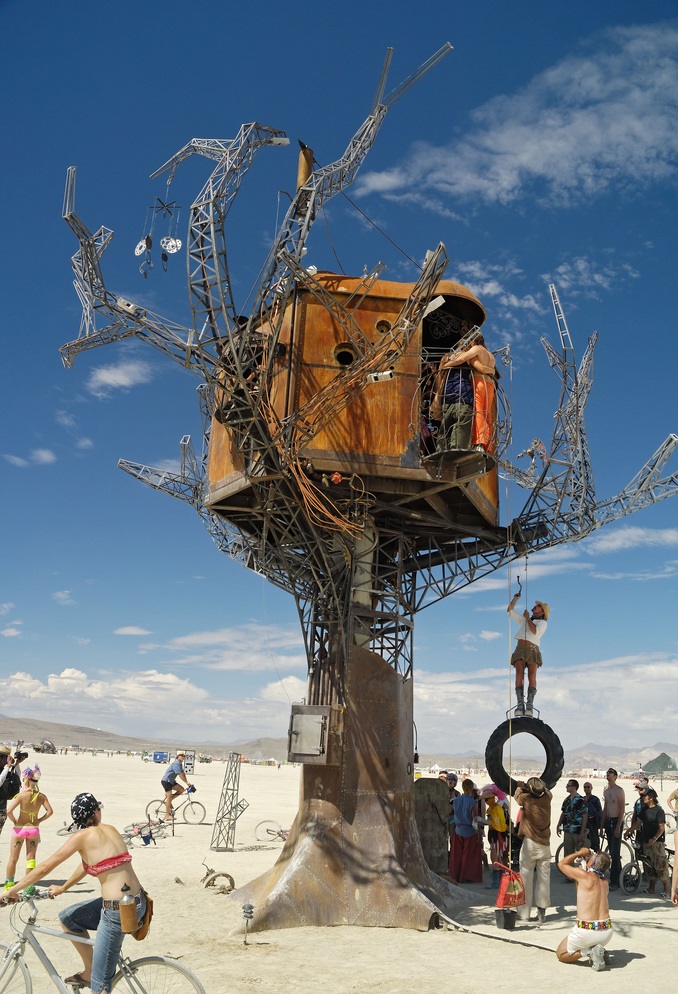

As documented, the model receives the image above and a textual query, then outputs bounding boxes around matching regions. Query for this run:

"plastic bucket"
[495,908,517,930]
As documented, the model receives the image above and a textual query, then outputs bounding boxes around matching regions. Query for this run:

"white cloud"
[413,650,678,753]
[4,449,56,468]
[0,603,14,616]
[53,590,76,607]
[5,449,56,467]
[0,666,297,741]
[540,257,639,295]
[55,411,76,429]
[31,449,57,465]
[584,526,678,554]
[357,23,678,210]
[86,360,154,399]
[479,630,502,641]
[260,676,307,703]
[77,438,94,450]
[114,626,153,636]
[1,627,22,638]
[140,623,307,672]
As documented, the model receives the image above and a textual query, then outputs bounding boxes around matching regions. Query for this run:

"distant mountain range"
[0,713,286,760]
[1,714,675,771]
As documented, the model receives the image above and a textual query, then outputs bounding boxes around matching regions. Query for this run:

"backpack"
[0,770,21,803]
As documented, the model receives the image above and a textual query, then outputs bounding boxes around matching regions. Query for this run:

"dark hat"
[70,793,103,829]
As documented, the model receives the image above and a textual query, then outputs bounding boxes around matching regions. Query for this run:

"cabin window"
[334,344,358,366]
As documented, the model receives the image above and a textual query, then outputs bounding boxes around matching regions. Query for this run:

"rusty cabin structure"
[206,273,498,540]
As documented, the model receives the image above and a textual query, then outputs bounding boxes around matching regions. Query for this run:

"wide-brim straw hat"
[527,776,546,797]
[534,600,550,620]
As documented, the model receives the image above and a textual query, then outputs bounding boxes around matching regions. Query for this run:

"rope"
[504,356,516,864]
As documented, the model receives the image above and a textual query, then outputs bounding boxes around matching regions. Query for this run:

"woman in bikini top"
[7,766,53,828]
[1,792,146,994]
[5,766,53,891]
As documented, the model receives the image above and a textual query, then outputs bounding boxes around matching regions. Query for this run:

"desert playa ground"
[0,754,675,992]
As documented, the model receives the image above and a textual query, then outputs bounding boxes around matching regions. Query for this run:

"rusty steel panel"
[235,645,462,930]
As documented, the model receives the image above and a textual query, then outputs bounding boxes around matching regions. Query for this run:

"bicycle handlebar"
[0,886,51,906]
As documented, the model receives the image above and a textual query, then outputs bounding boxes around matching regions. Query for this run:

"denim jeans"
[604,817,621,887]
[60,892,146,993]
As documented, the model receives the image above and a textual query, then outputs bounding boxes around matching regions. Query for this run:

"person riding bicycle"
[161,751,194,820]
[0,791,147,994]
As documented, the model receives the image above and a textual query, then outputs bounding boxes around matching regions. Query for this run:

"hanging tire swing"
[484,717,564,795]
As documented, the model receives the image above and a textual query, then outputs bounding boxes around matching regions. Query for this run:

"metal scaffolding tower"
[210,753,249,852]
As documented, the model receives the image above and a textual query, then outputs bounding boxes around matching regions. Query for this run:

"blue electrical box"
[153,751,169,764]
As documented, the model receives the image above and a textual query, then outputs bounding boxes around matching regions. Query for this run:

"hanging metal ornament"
[134,192,181,277]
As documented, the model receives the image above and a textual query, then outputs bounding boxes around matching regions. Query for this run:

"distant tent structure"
[644,753,677,774]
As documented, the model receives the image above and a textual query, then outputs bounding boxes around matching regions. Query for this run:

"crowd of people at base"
[439,772,513,887]
[438,767,678,971]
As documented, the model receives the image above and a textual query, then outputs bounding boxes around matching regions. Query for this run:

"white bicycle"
[145,788,206,826]
[0,889,205,992]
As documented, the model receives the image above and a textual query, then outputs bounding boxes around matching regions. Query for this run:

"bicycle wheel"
[181,801,206,825]
[254,820,282,842]
[0,944,32,994]
[620,860,641,894]
[56,823,74,837]
[600,837,635,865]
[145,799,166,821]
[112,955,205,993]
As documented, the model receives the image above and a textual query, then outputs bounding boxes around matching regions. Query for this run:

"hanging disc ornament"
[160,236,182,254]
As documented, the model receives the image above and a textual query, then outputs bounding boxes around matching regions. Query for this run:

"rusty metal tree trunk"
[237,644,462,930]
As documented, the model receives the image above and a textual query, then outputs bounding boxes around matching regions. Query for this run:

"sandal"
[64,972,90,987]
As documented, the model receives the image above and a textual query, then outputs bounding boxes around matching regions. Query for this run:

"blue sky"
[2,2,678,754]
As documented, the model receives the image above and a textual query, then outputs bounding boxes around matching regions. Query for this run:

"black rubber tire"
[620,861,641,894]
[484,717,564,795]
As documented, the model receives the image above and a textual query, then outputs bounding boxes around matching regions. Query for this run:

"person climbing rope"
[507,592,549,716]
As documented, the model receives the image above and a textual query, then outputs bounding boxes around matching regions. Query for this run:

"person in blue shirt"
[160,752,193,819]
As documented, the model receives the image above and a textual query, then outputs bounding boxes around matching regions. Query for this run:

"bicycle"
[254,820,289,843]
[620,811,676,895]
[0,889,205,992]
[121,820,167,847]
[145,788,206,826]
[553,834,634,875]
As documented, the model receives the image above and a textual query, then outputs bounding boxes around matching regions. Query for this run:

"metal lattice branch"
[150,124,290,346]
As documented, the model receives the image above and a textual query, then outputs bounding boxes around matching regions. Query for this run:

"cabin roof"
[308,272,486,328]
